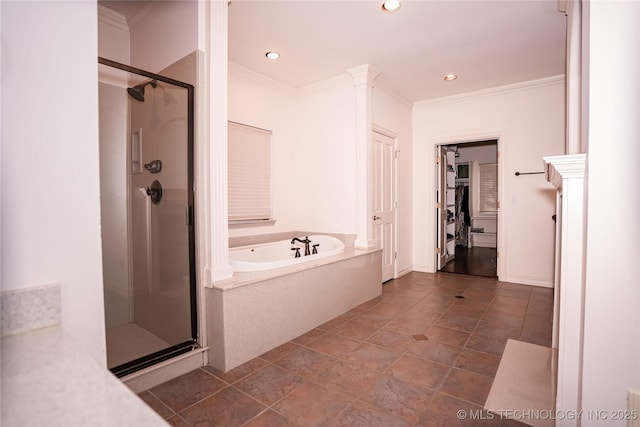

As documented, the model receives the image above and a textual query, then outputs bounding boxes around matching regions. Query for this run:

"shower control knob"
[144,159,162,174]
[145,180,163,205]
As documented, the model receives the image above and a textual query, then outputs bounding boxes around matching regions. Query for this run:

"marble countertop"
[1,326,168,426]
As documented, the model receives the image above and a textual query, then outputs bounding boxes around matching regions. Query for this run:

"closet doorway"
[436,140,498,278]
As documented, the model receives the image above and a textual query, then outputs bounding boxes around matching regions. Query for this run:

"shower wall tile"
[1,283,61,337]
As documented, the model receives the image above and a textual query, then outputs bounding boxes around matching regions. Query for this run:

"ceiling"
[101,0,567,103]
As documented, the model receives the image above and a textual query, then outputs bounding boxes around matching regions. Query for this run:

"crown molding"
[543,153,586,190]
[295,72,354,96]
[126,1,161,30]
[373,76,413,109]
[98,5,129,32]
[414,74,566,109]
[228,61,297,96]
[347,64,381,87]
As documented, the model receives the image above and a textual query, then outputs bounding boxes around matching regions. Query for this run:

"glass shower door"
[98,58,196,377]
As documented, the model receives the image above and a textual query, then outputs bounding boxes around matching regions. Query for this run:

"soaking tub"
[229,235,345,272]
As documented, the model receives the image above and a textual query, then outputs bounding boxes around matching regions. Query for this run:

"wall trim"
[429,130,507,280]
[500,275,554,288]
[124,1,160,31]
[229,61,297,96]
[374,76,413,109]
[229,60,412,106]
[415,75,566,109]
[295,73,354,96]
[97,5,129,32]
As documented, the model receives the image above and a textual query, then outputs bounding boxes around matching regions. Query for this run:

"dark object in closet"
[461,186,470,226]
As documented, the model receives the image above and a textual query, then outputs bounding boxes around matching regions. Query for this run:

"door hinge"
[436,202,441,209]
[436,248,442,254]
[436,155,441,164]
[497,201,500,209]
[394,251,397,259]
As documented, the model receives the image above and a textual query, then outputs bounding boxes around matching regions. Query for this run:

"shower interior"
[98,57,197,377]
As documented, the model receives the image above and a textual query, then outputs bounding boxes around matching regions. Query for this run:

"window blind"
[479,163,498,212]
[228,121,272,221]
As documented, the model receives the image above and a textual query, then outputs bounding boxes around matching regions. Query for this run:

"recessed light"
[382,0,401,12]
[444,74,458,81]
[265,51,280,60]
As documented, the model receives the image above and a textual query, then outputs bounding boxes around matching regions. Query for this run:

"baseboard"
[412,265,434,273]
[500,274,553,288]
[396,266,413,278]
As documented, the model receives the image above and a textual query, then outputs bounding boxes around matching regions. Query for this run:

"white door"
[373,131,396,282]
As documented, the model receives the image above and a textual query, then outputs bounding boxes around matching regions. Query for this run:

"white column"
[347,64,380,249]
[206,0,233,285]
[559,0,583,155]
[543,153,586,427]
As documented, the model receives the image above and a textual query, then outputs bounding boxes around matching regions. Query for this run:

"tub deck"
[206,248,382,371]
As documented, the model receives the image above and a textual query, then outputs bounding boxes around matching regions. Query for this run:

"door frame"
[372,125,398,281]
[433,134,504,279]
[98,57,198,377]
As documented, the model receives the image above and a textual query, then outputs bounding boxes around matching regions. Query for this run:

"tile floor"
[138,272,553,427]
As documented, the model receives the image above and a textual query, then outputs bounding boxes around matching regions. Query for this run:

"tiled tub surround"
[1,284,167,426]
[207,247,382,371]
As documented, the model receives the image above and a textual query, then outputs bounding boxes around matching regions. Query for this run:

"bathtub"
[229,235,345,272]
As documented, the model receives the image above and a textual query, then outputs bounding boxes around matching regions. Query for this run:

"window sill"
[229,219,277,229]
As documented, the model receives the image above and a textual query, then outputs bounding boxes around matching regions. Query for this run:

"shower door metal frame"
[98,57,198,377]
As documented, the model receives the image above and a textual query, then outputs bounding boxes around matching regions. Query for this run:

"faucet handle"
[312,244,320,255]
[291,247,301,258]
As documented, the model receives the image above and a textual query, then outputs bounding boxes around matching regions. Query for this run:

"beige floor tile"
[141,272,554,427]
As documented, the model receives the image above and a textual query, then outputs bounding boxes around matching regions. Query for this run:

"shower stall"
[98,57,197,377]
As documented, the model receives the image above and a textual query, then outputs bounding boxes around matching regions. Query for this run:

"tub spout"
[291,236,311,256]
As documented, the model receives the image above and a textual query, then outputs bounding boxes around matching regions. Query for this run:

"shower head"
[127,80,157,102]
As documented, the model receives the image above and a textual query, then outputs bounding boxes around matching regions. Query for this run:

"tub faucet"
[291,236,311,256]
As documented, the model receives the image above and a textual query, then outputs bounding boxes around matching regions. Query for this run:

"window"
[479,163,498,212]
[227,121,272,222]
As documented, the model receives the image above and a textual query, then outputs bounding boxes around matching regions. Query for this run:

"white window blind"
[228,121,272,221]
[479,163,498,212]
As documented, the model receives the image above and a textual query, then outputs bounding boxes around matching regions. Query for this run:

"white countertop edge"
[1,326,169,427]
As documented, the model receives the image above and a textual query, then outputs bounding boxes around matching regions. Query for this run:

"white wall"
[228,67,415,271]
[1,1,106,364]
[228,64,298,237]
[293,78,358,234]
[581,0,640,422]
[456,144,497,164]
[98,7,132,329]
[412,78,565,286]
[372,89,413,276]
[98,5,130,64]
[228,69,360,237]
[129,1,198,73]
